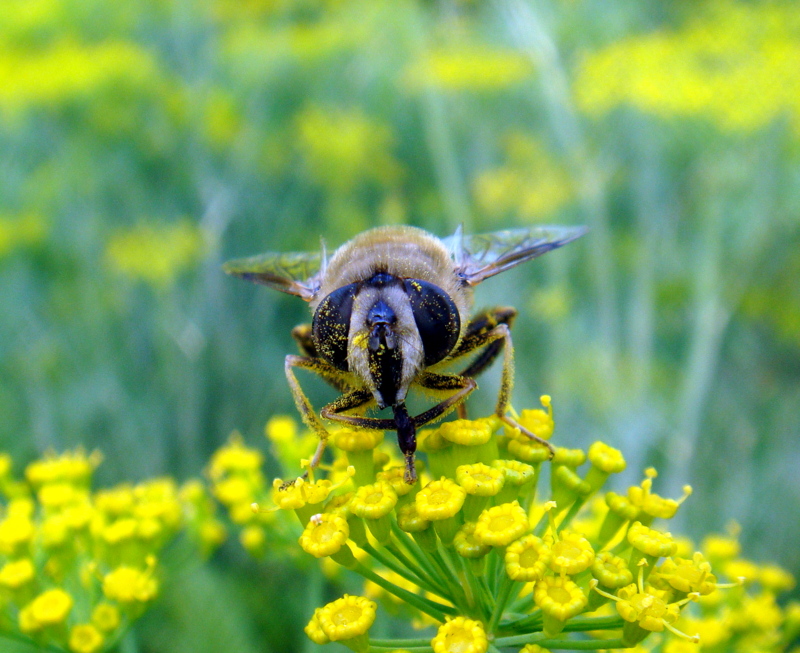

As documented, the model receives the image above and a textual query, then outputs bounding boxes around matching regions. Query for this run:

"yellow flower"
[627,469,691,520]
[207,434,263,480]
[506,395,554,441]
[456,463,504,496]
[91,603,121,632]
[332,428,384,452]
[492,460,536,487]
[106,221,206,289]
[453,522,492,559]
[396,503,431,534]
[28,588,74,627]
[416,478,466,521]
[299,513,350,558]
[240,525,267,556]
[265,415,297,443]
[592,552,634,589]
[550,531,595,575]
[25,449,100,487]
[0,515,35,554]
[615,584,683,633]
[304,608,330,645]
[587,441,626,474]
[533,575,587,622]
[39,482,86,509]
[628,522,677,558]
[552,448,586,468]
[377,466,417,497]
[272,477,334,511]
[350,481,398,520]
[0,557,36,589]
[702,533,740,562]
[759,564,795,593]
[655,553,718,595]
[95,486,135,516]
[69,624,104,653]
[103,517,138,545]
[103,565,158,604]
[505,534,552,581]
[438,420,492,446]
[316,594,377,641]
[474,501,529,547]
[431,616,489,653]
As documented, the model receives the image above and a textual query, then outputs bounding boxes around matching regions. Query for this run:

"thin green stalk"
[352,562,454,621]
[363,541,443,597]
[488,573,516,633]
[370,638,434,648]
[370,647,432,653]
[391,522,443,583]
[496,634,628,649]
[385,540,449,596]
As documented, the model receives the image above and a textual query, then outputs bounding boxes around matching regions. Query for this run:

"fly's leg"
[448,307,517,418]
[448,321,555,457]
[284,354,356,482]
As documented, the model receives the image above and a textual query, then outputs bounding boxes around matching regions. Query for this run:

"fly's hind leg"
[284,354,355,481]
[449,307,517,418]
[451,321,555,457]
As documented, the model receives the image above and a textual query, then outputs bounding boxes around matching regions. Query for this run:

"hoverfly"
[224,225,586,484]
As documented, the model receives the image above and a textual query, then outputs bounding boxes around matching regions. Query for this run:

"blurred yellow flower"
[575,2,800,136]
[105,221,207,289]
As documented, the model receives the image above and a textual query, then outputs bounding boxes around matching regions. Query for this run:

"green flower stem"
[426,545,466,602]
[369,647,432,652]
[488,572,516,633]
[500,607,542,632]
[384,539,449,595]
[391,522,442,580]
[348,449,375,487]
[352,561,455,621]
[361,541,443,597]
[369,637,434,647]
[0,632,63,653]
[558,496,588,531]
[495,634,628,649]
[462,554,492,617]
[562,615,625,632]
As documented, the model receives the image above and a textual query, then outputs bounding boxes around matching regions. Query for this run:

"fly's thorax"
[348,284,424,409]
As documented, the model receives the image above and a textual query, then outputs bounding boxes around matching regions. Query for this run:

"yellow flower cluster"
[575,2,800,137]
[105,221,207,290]
[206,396,798,652]
[0,448,225,653]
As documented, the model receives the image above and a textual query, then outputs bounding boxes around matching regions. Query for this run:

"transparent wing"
[444,225,587,286]
[223,250,323,301]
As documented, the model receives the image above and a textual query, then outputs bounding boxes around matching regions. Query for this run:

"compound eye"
[312,282,358,370]
[403,279,460,366]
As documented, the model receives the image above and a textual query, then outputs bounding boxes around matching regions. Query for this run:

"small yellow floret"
[377,466,417,496]
[396,503,431,533]
[304,608,330,645]
[438,420,492,446]
[474,501,529,547]
[491,459,536,486]
[656,553,718,595]
[265,415,297,443]
[299,513,350,558]
[91,603,121,632]
[332,428,384,452]
[0,557,36,589]
[534,575,587,621]
[103,565,158,604]
[588,441,626,473]
[416,478,466,521]
[505,534,552,581]
[453,522,492,559]
[456,463,504,496]
[207,433,263,480]
[550,531,595,575]
[28,588,74,627]
[317,594,377,641]
[628,522,677,558]
[592,551,634,589]
[272,477,333,510]
[431,616,489,653]
[350,481,398,520]
[69,624,104,653]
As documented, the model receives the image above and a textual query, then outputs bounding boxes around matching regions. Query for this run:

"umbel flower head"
[203,398,794,653]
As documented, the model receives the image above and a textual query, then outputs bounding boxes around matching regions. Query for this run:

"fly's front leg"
[285,354,354,479]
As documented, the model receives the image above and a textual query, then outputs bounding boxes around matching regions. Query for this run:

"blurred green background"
[1,0,798,650]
